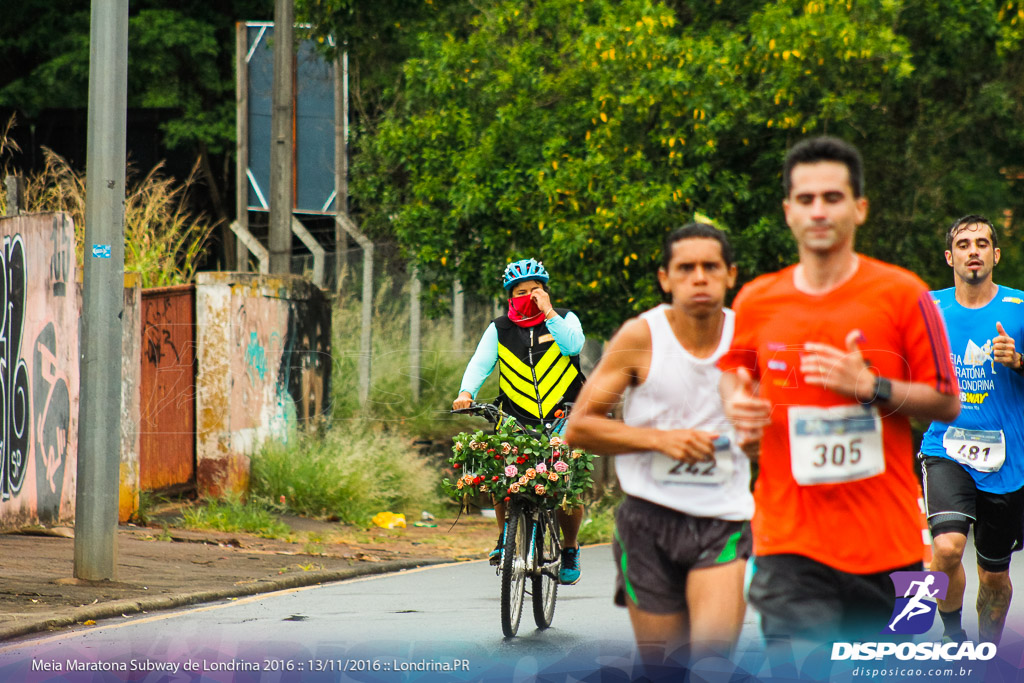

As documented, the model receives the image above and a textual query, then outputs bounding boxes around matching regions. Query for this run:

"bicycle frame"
[451,401,568,636]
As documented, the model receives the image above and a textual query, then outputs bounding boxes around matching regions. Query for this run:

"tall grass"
[250,422,442,525]
[1,114,213,287]
[331,276,497,441]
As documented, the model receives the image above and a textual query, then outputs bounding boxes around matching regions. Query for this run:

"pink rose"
[505,465,518,477]
[535,462,547,474]
[554,460,569,473]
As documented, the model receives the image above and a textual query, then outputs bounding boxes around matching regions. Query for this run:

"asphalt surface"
[0,515,496,644]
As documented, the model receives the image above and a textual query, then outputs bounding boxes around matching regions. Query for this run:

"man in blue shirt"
[919,214,1024,645]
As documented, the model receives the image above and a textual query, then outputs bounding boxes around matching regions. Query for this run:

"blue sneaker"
[489,532,503,566]
[559,545,581,585]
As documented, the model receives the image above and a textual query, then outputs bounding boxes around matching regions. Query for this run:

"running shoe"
[488,533,503,566]
[559,545,581,584]
[942,629,968,644]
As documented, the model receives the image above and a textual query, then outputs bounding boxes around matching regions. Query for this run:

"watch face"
[875,377,893,403]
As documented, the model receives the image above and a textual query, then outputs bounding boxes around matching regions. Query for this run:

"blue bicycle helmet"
[502,258,549,290]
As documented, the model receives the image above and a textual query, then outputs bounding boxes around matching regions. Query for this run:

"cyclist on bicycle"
[452,258,587,585]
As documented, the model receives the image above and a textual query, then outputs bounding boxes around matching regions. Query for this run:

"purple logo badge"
[884,571,949,634]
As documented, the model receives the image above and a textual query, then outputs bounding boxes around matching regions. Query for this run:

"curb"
[0,558,446,643]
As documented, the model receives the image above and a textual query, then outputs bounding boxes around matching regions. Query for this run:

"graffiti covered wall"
[0,213,79,526]
[195,272,331,498]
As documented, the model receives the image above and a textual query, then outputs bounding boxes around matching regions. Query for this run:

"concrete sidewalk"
[0,516,493,643]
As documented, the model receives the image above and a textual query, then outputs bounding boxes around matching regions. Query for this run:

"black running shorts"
[611,495,751,614]
[920,454,1024,572]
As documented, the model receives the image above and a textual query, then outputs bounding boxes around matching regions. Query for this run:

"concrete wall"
[0,213,79,526]
[195,272,331,498]
[0,213,331,524]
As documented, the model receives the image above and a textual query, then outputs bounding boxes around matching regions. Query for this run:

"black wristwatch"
[871,376,893,404]
[860,376,893,405]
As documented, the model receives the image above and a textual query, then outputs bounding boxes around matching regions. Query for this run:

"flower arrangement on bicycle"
[443,418,596,510]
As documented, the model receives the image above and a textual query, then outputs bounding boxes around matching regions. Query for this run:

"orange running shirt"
[719,255,957,574]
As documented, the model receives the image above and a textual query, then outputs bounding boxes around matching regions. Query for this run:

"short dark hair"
[946,214,997,250]
[783,136,865,198]
[660,223,735,270]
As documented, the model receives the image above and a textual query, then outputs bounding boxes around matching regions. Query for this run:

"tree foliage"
[341,0,1024,337]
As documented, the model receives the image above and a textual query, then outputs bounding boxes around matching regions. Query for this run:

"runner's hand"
[993,322,1020,369]
[452,392,473,410]
[658,429,719,463]
[801,329,878,401]
[722,367,770,441]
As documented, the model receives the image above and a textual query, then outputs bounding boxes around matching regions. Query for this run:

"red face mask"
[508,294,545,327]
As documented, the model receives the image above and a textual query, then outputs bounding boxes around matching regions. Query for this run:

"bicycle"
[451,402,569,637]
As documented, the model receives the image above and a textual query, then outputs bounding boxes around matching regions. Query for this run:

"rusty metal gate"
[140,284,196,491]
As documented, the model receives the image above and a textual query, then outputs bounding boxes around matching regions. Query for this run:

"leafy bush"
[249,422,443,525]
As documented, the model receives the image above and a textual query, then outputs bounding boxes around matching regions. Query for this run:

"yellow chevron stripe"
[534,344,562,377]
[537,355,571,397]
[541,365,579,416]
[498,343,532,378]
[499,363,539,400]
[499,374,541,418]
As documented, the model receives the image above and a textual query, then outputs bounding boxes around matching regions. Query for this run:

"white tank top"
[616,304,754,520]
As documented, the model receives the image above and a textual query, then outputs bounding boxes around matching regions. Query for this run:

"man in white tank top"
[566,224,755,666]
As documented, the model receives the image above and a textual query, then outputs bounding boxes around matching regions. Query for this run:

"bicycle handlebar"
[451,402,573,439]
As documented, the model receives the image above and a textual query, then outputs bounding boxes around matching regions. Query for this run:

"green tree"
[354,0,945,336]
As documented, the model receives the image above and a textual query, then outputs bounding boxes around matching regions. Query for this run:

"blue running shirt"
[919,286,1024,493]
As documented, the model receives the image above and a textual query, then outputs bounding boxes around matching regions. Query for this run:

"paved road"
[2,540,1023,682]
[0,546,665,680]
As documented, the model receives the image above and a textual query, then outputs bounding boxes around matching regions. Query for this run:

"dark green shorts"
[612,495,751,614]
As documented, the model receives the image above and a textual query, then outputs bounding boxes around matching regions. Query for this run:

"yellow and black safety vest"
[493,309,584,426]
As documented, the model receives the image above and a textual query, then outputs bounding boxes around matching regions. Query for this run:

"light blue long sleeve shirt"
[458,312,585,398]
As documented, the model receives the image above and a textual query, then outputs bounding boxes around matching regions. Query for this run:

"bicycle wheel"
[532,510,560,629]
[500,501,530,637]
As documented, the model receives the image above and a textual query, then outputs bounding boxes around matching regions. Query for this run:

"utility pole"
[75,0,128,581]
[269,0,294,274]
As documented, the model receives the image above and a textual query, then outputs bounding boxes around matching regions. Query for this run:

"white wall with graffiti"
[0,213,79,526]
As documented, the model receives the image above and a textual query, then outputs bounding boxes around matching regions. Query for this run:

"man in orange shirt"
[718,136,960,652]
